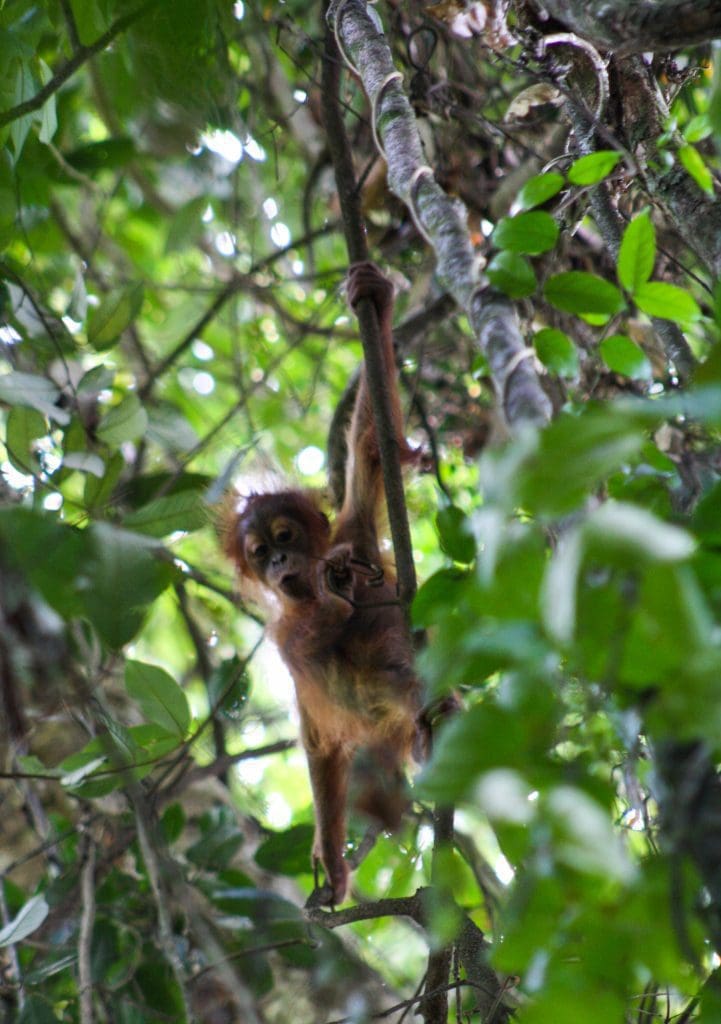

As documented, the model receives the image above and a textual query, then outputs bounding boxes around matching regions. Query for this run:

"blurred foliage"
[1,0,721,1022]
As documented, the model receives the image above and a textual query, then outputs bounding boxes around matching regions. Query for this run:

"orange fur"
[224,263,421,905]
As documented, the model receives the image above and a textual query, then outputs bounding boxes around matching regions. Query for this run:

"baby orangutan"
[225,262,422,904]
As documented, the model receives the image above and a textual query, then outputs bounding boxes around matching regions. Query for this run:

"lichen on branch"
[327,0,552,429]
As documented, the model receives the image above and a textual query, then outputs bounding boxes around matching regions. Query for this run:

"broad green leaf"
[617,211,655,293]
[683,113,712,143]
[0,507,86,618]
[63,451,105,477]
[518,408,645,516]
[679,144,713,195]
[517,171,565,210]
[126,660,190,737]
[436,505,475,563]
[78,364,115,393]
[586,501,696,563]
[88,284,144,351]
[187,808,245,869]
[165,196,209,252]
[534,327,579,377]
[599,334,652,379]
[420,683,558,801]
[568,150,622,185]
[694,479,721,543]
[486,251,536,298]
[61,756,107,788]
[5,405,45,473]
[618,564,712,690]
[84,449,124,510]
[17,995,60,1024]
[0,895,48,946]
[81,524,177,647]
[544,271,625,317]
[255,825,315,875]
[128,724,181,767]
[124,491,207,537]
[413,568,472,629]
[97,393,148,445]
[66,137,136,173]
[207,655,251,714]
[634,281,701,325]
[492,211,559,255]
[542,528,583,644]
[37,58,57,144]
[161,803,186,844]
[547,786,635,882]
[10,61,34,158]
[0,371,69,424]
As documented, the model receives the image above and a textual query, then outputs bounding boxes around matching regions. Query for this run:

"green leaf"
[161,803,186,844]
[66,137,136,173]
[0,895,48,946]
[80,524,176,647]
[518,408,645,516]
[436,505,475,564]
[63,451,105,477]
[84,449,124,511]
[255,825,315,875]
[124,491,208,537]
[125,661,190,737]
[207,655,251,714]
[684,113,712,143]
[617,211,656,293]
[5,405,45,473]
[486,251,536,298]
[97,394,148,445]
[694,479,721,543]
[187,808,245,869]
[78,364,115,393]
[419,688,557,802]
[413,568,472,630]
[88,284,144,351]
[544,272,625,317]
[568,150,622,185]
[0,508,87,618]
[516,171,565,211]
[165,196,210,252]
[492,211,559,255]
[10,61,34,159]
[634,281,701,326]
[17,995,59,1024]
[0,371,69,424]
[586,501,696,563]
[679,144,713,195]
[534,327,579,377]
[37,58,57,145]
[61,755,108,788]
[599,334,652,379]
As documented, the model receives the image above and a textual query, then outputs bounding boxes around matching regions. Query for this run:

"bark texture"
[528,0,721,55]
[328,0,553,429]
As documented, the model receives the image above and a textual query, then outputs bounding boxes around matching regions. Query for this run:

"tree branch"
[527,0,721,56]
[0,1,160,129]
[78,836,96,1024]
[321,8,417,609]
[327,0,552,429]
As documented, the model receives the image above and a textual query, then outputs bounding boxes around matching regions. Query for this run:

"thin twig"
[0,1,160,128]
